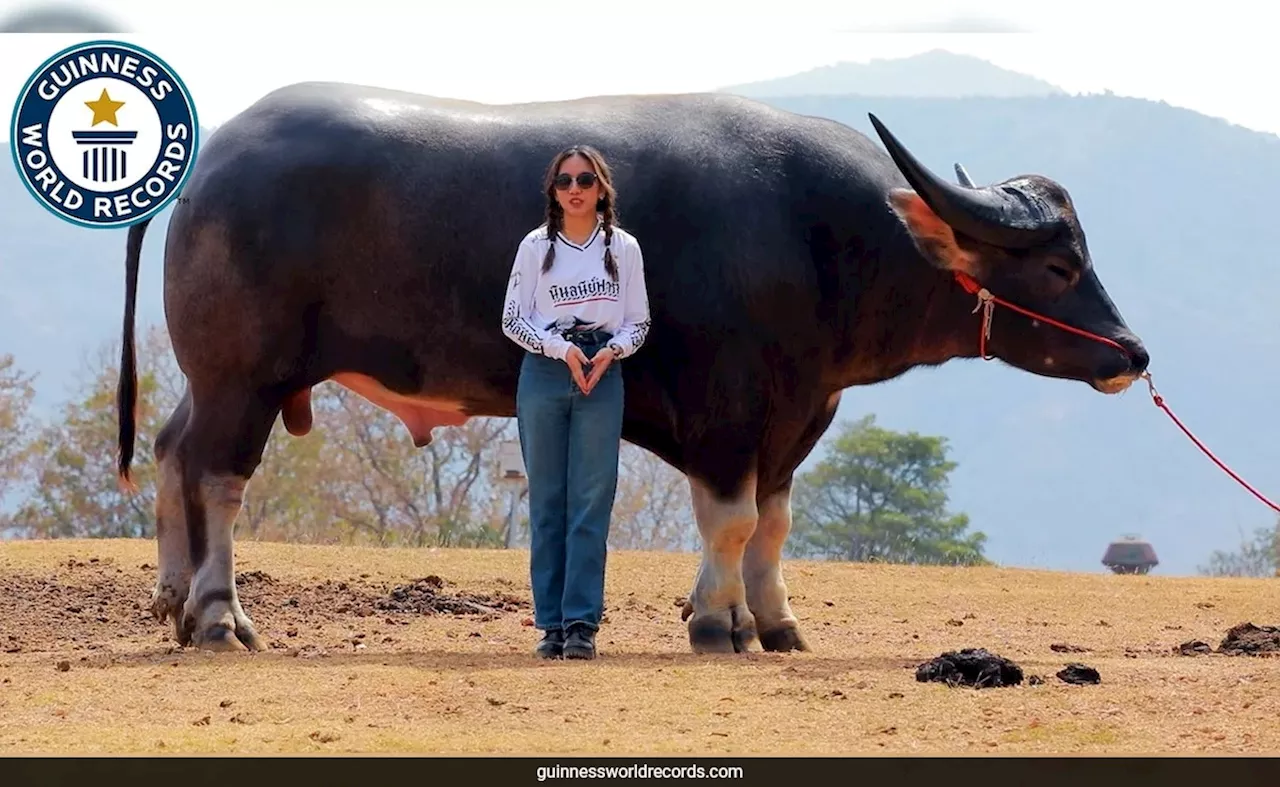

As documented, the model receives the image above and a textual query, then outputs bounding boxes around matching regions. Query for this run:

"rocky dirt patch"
[0,558,529,655]
[232,570,528,622]
[374,575,526,618]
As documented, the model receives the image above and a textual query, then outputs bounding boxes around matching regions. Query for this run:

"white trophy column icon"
[71,88,136,185]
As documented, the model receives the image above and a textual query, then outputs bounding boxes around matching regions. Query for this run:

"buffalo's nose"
[1127,342,1150,373]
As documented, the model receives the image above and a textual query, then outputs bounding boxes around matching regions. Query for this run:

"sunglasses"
[553,172,598,190]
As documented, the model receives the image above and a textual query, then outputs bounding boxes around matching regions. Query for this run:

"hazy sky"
[2,0,1278,137]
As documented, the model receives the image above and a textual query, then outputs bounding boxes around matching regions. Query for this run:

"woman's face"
[553,154,601,220]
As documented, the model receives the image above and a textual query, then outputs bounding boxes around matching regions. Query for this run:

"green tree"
[0,354,37,487]
[8,324,517,547]
[10,325,329,539]
[1198,517,1279,578]
[0,354,38,525]
[305,383,516,548]
[787,414,988,566]
[12,327,184,538]
[5,322,704,551]
[610,442,699,552]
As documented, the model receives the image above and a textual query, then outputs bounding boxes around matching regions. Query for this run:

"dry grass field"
[1,538,1278,756]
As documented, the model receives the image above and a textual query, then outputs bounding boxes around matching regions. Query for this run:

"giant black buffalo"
[116,82,1149,654]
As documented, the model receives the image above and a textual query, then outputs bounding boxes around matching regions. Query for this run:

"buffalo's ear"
[888,188,983,277]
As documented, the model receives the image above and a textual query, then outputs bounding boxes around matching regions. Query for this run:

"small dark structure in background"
[1102,534,1159,575]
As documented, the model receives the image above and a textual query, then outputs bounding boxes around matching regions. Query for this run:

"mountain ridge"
[718,49,1067,99]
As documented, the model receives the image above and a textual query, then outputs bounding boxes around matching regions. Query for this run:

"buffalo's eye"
[1046,262,1075,284]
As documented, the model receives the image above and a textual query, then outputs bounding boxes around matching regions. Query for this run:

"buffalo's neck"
[826,248,980,390]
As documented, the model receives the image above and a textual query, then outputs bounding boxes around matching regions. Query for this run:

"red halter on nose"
[953,270,1133,361]
[953,270,1280,515]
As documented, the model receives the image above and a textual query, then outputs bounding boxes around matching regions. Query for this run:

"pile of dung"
[1177,622,1280,657]
[915,648,1023,688]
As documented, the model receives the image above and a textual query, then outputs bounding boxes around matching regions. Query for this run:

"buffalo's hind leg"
[174,386,280,652]
[151,387,194,631]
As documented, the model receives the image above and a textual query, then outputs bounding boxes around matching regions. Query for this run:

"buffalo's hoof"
[685,603,761,654]
[229,618,266,652]
[185,618,266,653]
[174,609,195,647]
[190,621,263,652]
[150,581,187,625]
[758,624,810,653]
[178,603,267,653]
[193,623,250,653]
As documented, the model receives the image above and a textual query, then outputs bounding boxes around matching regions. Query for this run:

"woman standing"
[500,145,651,660]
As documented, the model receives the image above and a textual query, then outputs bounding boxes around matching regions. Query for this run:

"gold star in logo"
[84,88,126,126]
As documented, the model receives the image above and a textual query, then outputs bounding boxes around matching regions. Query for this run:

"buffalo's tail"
[117,217,151,492]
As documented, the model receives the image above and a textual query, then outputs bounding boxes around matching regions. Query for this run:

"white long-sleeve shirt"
[500,219,651,362]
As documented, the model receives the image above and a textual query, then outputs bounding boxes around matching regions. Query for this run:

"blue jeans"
[517,334,624,633]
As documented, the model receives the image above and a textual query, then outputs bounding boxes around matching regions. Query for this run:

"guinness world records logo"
[10,39,199,228]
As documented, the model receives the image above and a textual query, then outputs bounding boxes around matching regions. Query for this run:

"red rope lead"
[1140,373,1280,513]
[953,271,1280,515]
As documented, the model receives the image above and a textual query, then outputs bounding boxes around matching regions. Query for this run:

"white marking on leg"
[183,474,251,650]
[686,473,759,651]
[152,451,191,624]
[743,486,798,633]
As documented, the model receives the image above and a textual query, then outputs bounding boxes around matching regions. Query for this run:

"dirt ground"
[1,538,1278,755]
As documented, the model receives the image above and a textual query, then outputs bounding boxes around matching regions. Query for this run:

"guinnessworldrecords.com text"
[536,763,745,780]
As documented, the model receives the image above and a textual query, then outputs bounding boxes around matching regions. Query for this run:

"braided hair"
[541,145,620,281]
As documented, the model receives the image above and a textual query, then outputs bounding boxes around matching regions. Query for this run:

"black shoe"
[535,629,564,659]
[562,623,597,660]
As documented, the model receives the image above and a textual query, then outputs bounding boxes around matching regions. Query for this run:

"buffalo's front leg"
[739,396,837,652]
[744,482,808,652]
[682,473,761,654]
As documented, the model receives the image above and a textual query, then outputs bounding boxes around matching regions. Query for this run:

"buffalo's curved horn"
[953,162,975,188]
[868,113,1061,249]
